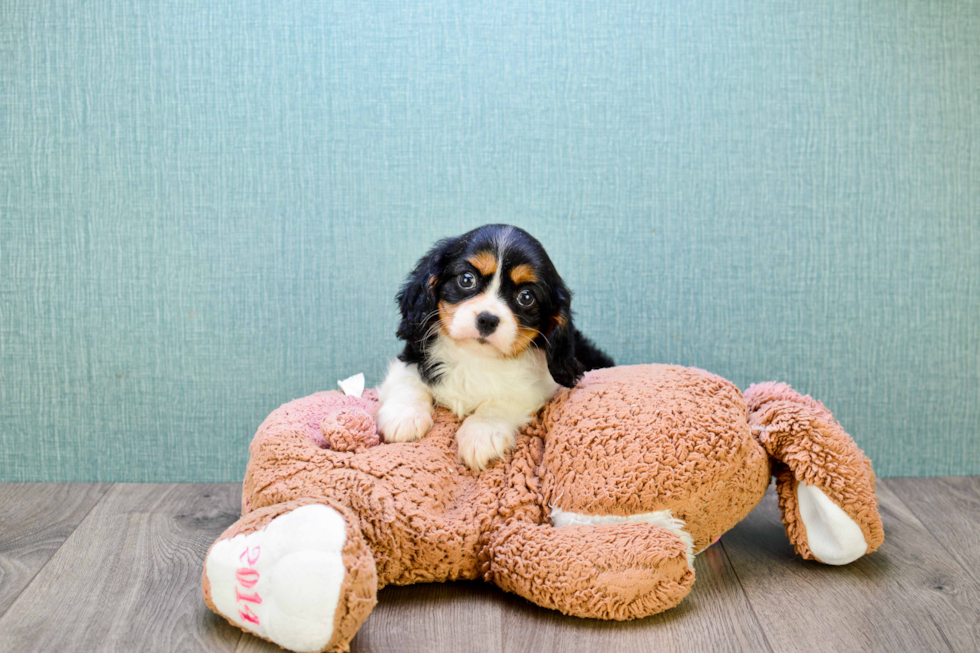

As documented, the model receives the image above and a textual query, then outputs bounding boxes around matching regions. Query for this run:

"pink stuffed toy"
[202,364,883,652]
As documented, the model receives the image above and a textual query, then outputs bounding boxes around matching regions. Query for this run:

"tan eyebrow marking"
[509,263,537,285]
[467,251,498,276]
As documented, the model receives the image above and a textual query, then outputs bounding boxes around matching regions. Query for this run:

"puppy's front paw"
[456,416,516,471]
[377,400,434,443]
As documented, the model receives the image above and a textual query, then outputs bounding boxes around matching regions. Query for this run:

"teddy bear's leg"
[745,381,885,565]
[487,520,695,620]
[203,498,377,653]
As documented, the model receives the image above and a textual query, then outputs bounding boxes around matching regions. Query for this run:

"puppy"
[377,224,614,470]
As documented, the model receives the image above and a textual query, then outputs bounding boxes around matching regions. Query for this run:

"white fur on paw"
[377,400,434,443]
[456,416,516,471]
[206,504,347,652]
[797,483,868,565]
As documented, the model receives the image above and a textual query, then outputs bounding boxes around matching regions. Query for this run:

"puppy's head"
[396,224,583,386]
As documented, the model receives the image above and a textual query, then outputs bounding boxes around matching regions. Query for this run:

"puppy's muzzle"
[476,312,500,337]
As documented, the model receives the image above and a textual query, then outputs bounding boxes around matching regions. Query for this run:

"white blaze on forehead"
[493,225,514,260]
[486,258,503,299]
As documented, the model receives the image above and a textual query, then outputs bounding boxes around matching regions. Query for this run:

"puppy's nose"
[476,312,500,337]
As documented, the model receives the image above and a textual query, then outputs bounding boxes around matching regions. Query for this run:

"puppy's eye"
[457,272,476,289]
[516,289,535,307]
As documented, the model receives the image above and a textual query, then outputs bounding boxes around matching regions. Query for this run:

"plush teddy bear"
[202,364,883,653]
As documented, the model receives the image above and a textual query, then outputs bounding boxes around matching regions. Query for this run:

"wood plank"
[722,484,980,652]
[885,477,980,585]
[235,581,503,653]
[353,582,503,653]
[2,479,974,652]
[500,542,771,653]
[0,483,111,618]
[0,483,244,653]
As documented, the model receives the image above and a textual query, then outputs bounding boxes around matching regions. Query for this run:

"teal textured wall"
[2,1,978,481]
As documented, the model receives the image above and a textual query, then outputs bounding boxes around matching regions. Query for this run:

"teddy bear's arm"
[745,382,885,565]
[487,519,695,621]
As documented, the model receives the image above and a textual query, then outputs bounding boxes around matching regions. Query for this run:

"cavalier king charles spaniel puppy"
[377,224,614,470]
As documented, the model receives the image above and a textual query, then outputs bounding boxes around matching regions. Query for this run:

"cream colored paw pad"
[206,504,347,652]
[796,483,868,565]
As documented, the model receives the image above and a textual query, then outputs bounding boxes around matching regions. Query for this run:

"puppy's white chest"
[428,336,557,418]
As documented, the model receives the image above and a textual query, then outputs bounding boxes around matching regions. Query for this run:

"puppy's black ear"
[396,236,460,347]
[545,284,584,388]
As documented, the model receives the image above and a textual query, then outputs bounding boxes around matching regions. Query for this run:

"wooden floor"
[0,479,977,652]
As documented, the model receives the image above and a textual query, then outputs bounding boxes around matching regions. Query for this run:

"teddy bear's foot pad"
[797,483,867,565]
[206,504,347,652]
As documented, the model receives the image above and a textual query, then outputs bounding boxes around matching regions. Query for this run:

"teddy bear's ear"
[395,236,462,371]
[545,283,584,388]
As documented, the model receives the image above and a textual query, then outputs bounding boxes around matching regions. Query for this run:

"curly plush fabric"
[202,364,884,653]
[744,382,885,561]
